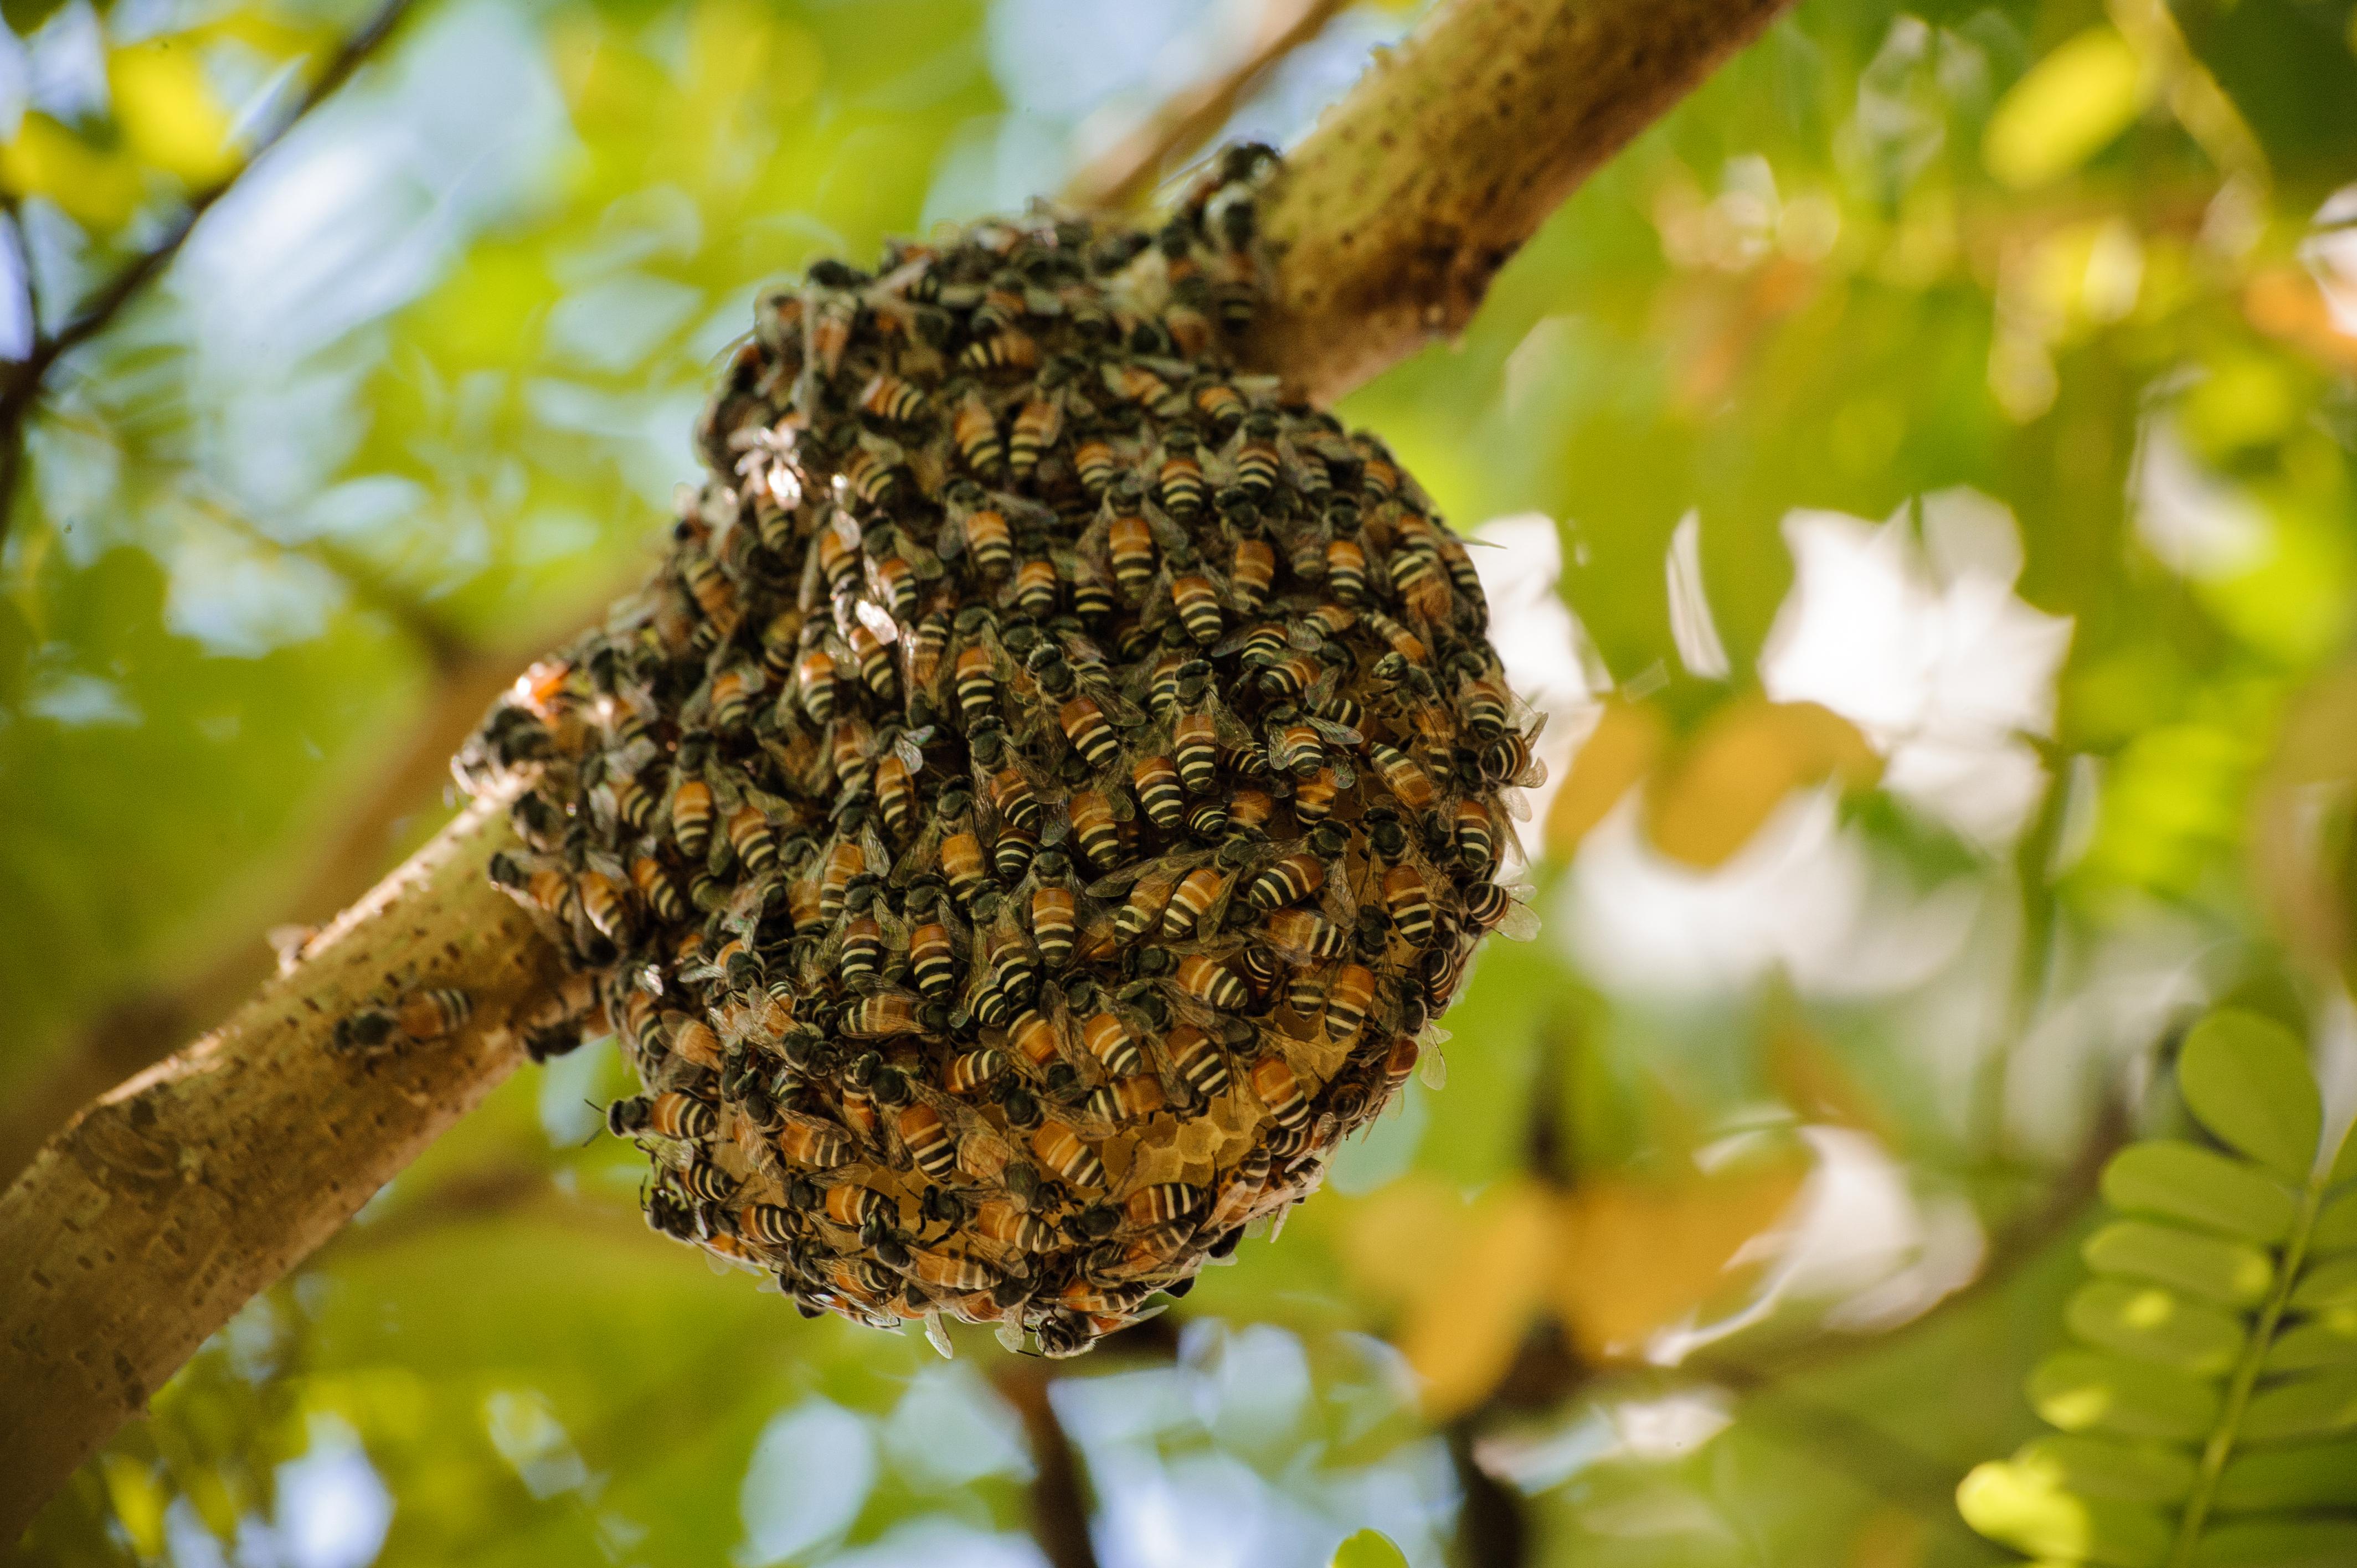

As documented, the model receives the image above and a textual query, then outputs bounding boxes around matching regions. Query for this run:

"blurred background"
[3,0,2355,1563]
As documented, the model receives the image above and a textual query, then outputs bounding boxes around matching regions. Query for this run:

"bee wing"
[1490,899,1542,941]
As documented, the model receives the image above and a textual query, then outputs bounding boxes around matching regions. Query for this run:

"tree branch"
[1248,0,1795,403]
[0,794,560,1535]
[0,0,1797,1538]
[1061,0,1351,212]
[0,0,418,555]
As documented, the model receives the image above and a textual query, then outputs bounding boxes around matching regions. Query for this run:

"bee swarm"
[458,147,1541,1358]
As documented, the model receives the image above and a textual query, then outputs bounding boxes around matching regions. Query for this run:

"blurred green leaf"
[1982,27,2152,189]
[1330,1526,1411,1568]
[2028,1350,2220,1440]
[2178,1010,2323,1180]
[1956,1455,2172,1566]
[2081,1220,2274,1308]
[2100,1142,2299,1245]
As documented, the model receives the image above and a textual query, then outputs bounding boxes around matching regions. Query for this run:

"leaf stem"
[2166,1164,2329,1565]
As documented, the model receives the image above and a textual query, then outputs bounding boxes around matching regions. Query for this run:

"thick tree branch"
[0,0,417,555]
[1248,0,1795,403]
[0,0,1796,1539]
[0,795,559,1535]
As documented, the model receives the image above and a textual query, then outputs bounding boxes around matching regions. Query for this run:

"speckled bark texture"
[0,0,1792,1538]
[0,798,564,1537]
[1250,0,1797,402]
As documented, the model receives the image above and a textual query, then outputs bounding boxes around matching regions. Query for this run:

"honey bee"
[953,392,1005,477]
[739,1204,802,1247]
[1175,954,1249,1012]
[1162,864,1232,938]
[860,373,925,423]
[1080,1008,1144,1076]
[795,646,843,724]
[816,523,863,597]
[776,1112,856,1169]
[1072,434,1118,496]
[1323,962,1379,1042]
[951,493,1014,579]
[1067,789,1124,873]
[848,625,897,703]
[841,990,937,1039]
[910,916,960,997]
[1249,1055,1310,1129]
[1380,864,1436,946]
[1032,1120,1105,1190]
[948,1048,1009,1096]
[1084,1074,1167,1126]
[997,558,1049,618]
[1192,382,1246,433]
[959,328,1038,374]
[1028,876,1078,969]
[895,1101,961,1180]
[901,1245,1000,1292]
[610,1091,719,1141]
[1367,743,1437,814]
[1325,538,1369,605]
[1479,725,1547,789]
[836,914,885,988]
[1165,1024,1231,1099]
[1463,881,1541,940]
[1170,572,1223,646]
[1228,537,1275,614]
[941,830,990,907]
[1390,546,1452,621]
[1107,510,1156,599]
[1131,752,1185,829]
[1155,427,1207,518]
[577,869,632,942]
[1008,393,1063,480]
[1233,411,1279,497]
[875,752,919,840]
[971,1199,1055,1252]
[907,609,953,694]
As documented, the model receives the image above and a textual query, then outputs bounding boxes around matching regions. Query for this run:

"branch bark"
[1248,0,1794,403]
[0,0,1795,1539]
[0,797,561,1535]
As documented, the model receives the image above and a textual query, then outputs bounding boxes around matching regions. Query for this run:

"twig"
[0,0,419,555]
[1062,0,1350,212]
[994,1363,1104,1568]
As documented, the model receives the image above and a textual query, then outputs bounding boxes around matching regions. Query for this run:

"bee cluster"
[457,146,1542,1357]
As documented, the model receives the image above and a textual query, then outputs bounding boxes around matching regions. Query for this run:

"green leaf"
[2238,1370,2357,1443]
[2288,1254,2357,1313]
[2311,1187,2357,1251]
[2082,1221,2275,1308]
[2215,1438,2357,1511]
[1981,27,2153,190]
[2029,1351,2222,1441]
[2177,1010,2322,1180]
[2066,1281,2246,1375]
[2011,1435,2197,1505]
[2266,1313,2357,1372]
[2102,1143,2299,1245]
[1956,1459,2171,1567]
[2187,1517,2357,1567]
[1330,1529,1411,1568]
